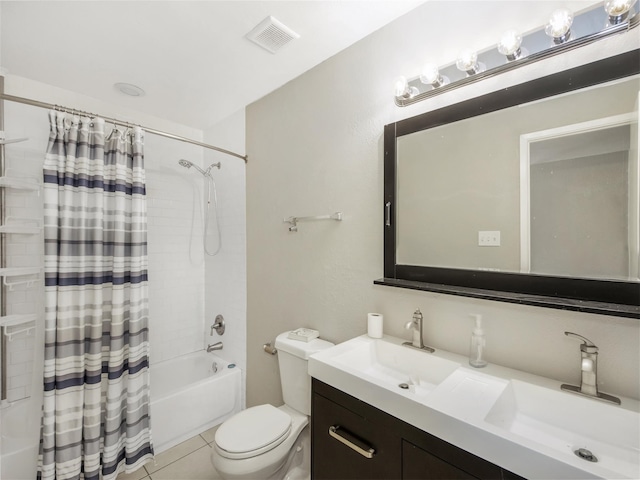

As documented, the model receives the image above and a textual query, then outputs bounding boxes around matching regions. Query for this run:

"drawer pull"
[328,425,376,459]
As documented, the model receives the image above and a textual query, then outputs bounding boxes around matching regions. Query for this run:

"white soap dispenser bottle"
[469,314,487,368]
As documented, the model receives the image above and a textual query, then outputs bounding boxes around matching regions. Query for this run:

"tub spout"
[207,342,223,352]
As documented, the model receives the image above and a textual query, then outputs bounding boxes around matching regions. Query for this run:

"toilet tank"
[275,331,334,415]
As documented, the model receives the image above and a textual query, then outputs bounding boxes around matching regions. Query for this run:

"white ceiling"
[1,0,425,130]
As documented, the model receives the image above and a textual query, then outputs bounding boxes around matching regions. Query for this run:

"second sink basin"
[330,336,460,395]
[484,380,640,478]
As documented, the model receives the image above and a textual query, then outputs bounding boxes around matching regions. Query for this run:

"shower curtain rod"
[0,92,248,163]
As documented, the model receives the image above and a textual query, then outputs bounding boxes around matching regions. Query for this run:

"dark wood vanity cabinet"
[312,389,401,479]
[311,379,525,480]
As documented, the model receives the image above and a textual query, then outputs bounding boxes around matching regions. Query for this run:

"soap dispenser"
[469,314,487,368]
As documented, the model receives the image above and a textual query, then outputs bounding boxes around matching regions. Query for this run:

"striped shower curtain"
[38,111,154,480]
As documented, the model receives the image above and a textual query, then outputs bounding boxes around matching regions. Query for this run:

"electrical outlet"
[478,230,501,246]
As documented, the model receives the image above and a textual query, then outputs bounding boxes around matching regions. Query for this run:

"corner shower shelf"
[0,217,42,235]
[0,314,37,341]
[0,176,41,192]
[0,267,42,290]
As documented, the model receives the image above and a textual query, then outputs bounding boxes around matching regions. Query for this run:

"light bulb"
[393,76,418,100]
[545,9,573,44]
[604,0,637,23]
[498,30,523,61]
[393,76,409,97]
[456,49,479,75]
[420,63,445,87]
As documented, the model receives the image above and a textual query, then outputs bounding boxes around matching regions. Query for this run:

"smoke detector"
[245,16,300,54]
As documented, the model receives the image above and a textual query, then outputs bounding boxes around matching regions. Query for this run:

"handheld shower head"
[178,158,223,256]
[178,159,207,175]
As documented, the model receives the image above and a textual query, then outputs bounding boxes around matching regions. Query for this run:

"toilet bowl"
[212,405,308,480]
[211,331,333,480]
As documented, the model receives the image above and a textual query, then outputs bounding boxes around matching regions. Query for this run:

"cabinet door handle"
[328,425,376,459]
[385,202,391,227]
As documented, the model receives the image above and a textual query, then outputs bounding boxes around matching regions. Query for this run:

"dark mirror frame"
[377,50,640,319]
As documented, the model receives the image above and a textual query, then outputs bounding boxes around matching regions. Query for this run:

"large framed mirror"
[378,50,640,319]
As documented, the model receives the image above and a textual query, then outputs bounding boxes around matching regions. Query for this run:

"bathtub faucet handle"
[210,314,225,336]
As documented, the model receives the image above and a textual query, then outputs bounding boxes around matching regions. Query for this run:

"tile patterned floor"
[117,426,223,480]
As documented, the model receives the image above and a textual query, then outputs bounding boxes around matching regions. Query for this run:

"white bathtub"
[0,350,239,479]
[150,350,242,453]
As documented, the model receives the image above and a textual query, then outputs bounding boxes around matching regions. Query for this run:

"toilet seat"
[215,404,292,460]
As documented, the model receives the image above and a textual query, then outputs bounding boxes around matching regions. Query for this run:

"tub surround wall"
[203,108,248,409]
[146,135,205,364]
[245,0,640,410]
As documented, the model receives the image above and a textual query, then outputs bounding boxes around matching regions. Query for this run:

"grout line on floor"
[143,448,196,475]
[146,444,212,480]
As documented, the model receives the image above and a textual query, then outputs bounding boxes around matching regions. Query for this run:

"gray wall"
[246,0,640,406]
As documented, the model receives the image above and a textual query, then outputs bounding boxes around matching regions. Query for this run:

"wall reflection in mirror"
[396,75,639,282]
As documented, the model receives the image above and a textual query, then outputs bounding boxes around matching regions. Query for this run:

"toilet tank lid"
[275,331,334,359]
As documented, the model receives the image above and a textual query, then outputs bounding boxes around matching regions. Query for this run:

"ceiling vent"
[245,16,300,54]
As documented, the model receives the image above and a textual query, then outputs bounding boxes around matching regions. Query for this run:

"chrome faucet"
[561,332,620,405]
[403,309,434,353]
[207,341,223,352]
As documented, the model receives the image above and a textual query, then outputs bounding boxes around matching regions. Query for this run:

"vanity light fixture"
[420,63,447,88]
[393,76,418,100]
[605,0,637,24]
[456,49,481,76]
[393,2,639,107]
[498,30,524,61]
[545,8,574,44]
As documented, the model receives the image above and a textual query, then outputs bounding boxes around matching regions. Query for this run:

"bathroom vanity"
[312,378,524,479]
[308,335,640,480]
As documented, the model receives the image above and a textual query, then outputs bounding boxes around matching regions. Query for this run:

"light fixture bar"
[396,4,638,107]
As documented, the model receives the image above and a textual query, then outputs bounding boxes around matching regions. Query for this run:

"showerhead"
[178,159,221,176]
[178,159,207,175]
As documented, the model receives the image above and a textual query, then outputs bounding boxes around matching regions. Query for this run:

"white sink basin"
[485,380,640,478]
[329,337,460,395]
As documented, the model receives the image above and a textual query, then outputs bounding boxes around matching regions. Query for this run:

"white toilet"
[211,331,334,480]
